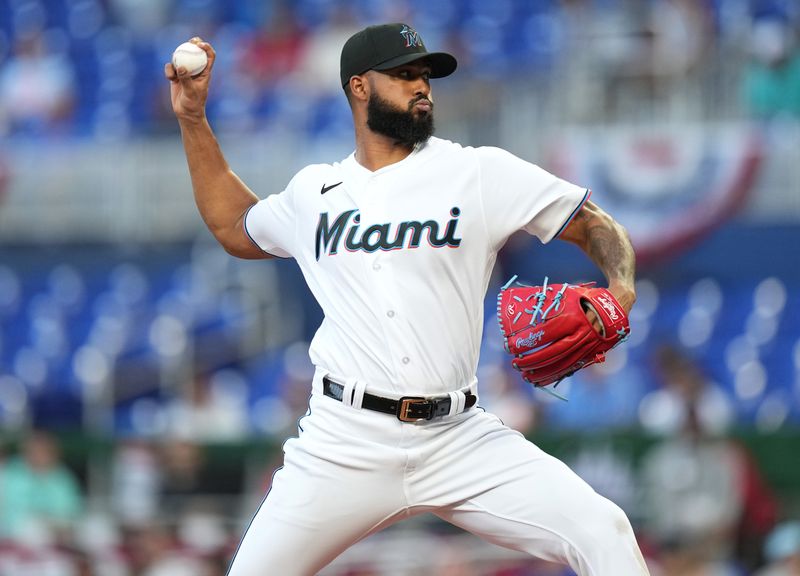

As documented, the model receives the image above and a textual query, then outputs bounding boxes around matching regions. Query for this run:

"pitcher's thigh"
[227,455,406,575]
[435,435,648,575]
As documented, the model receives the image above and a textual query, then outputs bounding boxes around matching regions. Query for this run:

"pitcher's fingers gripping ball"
[497,276,630,394]
[172,41,208,76]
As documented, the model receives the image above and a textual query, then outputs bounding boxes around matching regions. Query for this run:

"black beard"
[366,93,434,146]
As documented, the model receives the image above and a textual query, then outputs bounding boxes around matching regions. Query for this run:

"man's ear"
[349,75,369,102]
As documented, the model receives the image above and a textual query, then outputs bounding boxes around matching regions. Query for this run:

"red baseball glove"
[497,276,630,395]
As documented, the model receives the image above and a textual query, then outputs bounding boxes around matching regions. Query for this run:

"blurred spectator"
[594,0,714,119]
[638,344,776,573]
[239,2,306,91]
[648,0,715,82]
[159,440,207,520]
[157,439,236,522]
[288,4,360,95]
[245,4,361,135]
[108,0,169,39]
[225,4,309,132]
[555,0,602,121]
[588,2,653,117]
[0,430,83,542]
[742,17,800,118]
[756,521,800,576]
[639,343,734,437]
[120,522,211,576]
[639,403,744,573]
[176,511,231,573]
[111,438,162,526]
[0,32,77,136]
[733,440,779,572]
[165,370,250,442]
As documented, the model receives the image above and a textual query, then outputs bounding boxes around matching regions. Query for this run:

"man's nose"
[412,77,430,96]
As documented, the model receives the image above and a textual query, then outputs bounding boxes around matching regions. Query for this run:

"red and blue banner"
[550,125,762,265]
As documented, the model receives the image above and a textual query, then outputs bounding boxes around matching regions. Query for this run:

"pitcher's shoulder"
[424,137,477,160]
[288,163,343,195]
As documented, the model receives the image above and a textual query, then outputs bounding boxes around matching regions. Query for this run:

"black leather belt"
[322,376,477,422]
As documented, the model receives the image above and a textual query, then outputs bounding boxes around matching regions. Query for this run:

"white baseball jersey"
[244,136,589,396]
[230,137,650,576]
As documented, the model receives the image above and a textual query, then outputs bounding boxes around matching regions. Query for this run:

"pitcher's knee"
[586,496,636,546]
[555,493,637,558]
[567,495,648,574]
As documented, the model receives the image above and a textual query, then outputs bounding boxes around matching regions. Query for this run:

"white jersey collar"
[343,138,433,177]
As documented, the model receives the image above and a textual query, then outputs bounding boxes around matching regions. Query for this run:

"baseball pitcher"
[165,22,649,576]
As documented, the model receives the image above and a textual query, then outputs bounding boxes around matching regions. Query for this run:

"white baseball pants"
[226,392,649,576]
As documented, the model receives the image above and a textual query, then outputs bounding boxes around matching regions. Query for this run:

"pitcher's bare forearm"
[165,38,268,259]
[178,117,267,259]
[560,200,636,311]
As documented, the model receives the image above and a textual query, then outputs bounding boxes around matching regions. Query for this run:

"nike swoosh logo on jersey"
[321,182,343,194]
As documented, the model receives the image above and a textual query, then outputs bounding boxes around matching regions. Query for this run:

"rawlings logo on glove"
[497,276,630,397]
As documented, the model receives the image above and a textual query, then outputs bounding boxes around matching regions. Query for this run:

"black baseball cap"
[340,23,457,88]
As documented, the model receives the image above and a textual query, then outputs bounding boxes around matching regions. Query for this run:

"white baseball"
[172,42,208,77]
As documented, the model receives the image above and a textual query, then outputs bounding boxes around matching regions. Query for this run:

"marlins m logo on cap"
[400,25,422,48]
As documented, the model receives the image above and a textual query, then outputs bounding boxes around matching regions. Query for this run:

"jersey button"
[402,357,410,364]
[386,310,395,318]
[373,263,381,271]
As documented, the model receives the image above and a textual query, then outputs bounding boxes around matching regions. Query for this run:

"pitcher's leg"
[227,440,408,576]
[437,459,648,575]
[425,414,648,575]
[227,395,410,576]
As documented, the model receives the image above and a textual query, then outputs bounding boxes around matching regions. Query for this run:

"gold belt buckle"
[397,397,428,422]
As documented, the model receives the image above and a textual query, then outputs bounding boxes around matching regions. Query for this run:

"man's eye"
[394,69,430,80]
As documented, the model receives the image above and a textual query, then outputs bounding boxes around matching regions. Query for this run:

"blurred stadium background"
[0,0,799,574]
